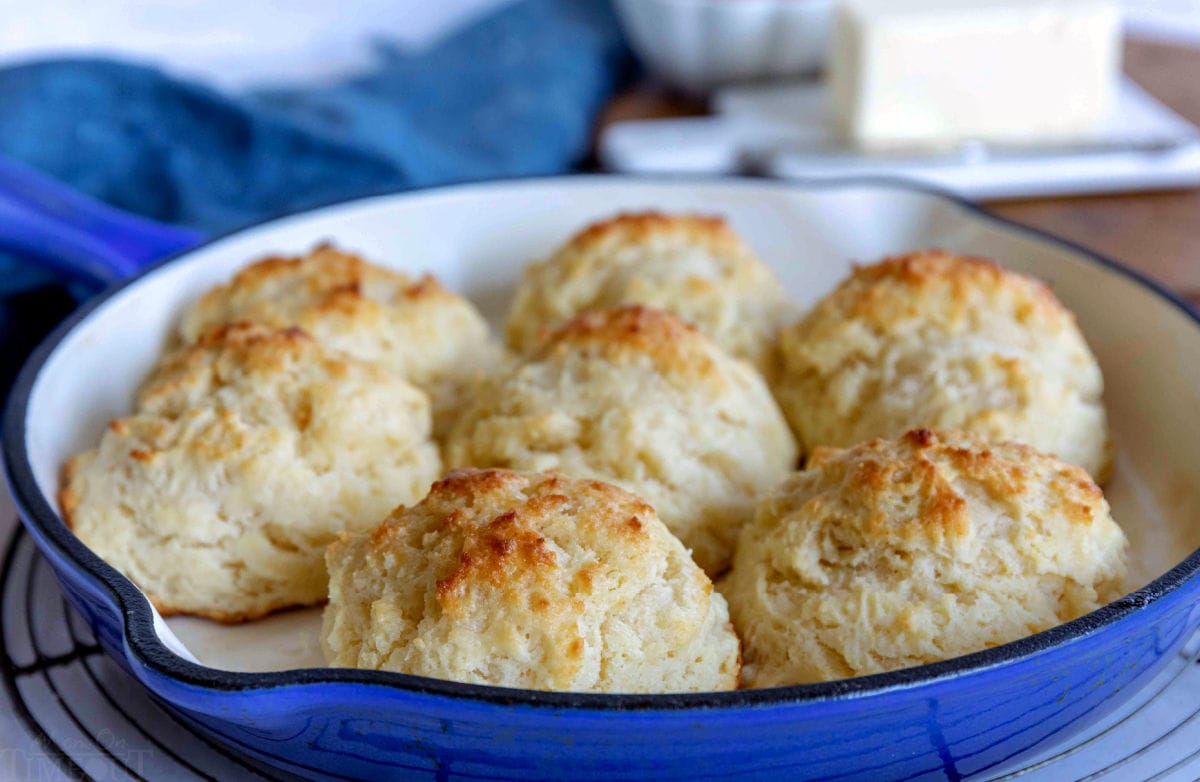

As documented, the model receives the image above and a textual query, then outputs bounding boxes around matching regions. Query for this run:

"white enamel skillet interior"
[14,174,1200,673]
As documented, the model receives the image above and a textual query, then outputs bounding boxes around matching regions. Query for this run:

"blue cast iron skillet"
[4,163,1200,781]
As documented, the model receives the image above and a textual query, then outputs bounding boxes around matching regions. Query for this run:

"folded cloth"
[0,0,633,390]
[0,0,632,233]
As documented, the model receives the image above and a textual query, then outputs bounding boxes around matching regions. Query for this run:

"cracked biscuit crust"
[445,306,799,576]
[322,468,741,693]
[721,429,1128,687]
[178,243,502,435]
[506,212,794,375]
[60,323,441,623]
[775,250,1113,481]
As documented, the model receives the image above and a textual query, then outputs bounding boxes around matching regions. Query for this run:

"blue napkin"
[0,0,633,387]
[0,0,632,233]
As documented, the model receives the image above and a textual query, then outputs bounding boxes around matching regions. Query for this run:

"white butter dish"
[600,78,1200,199]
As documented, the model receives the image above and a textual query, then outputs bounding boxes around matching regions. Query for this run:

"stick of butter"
[829,0,1122,149]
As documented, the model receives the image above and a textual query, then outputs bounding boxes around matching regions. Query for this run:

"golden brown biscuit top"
[816,249,1074,334]
[560,212,749,258]
[182,321,323,369]
[213,242,454,305]
[137,321,397,421]
[347,468,676,619]
[218,243,396,290]
[179,244,466,342]
[534,306,726,384]
[798,428,1107,549]
[505,211,792,375]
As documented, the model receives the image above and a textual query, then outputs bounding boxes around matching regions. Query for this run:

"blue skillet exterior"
[7,176,1200,781]
[17,506,1200,781]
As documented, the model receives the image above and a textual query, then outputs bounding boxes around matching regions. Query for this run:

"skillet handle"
[0,157,204,288]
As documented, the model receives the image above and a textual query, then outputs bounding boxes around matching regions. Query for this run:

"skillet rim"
[3,173,1195,710]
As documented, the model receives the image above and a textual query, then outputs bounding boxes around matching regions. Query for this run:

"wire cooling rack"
[4,514,1199,782]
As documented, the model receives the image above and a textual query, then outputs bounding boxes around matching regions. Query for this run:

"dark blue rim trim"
[4,173,1197,711]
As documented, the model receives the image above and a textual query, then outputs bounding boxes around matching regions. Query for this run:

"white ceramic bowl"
[613,0,833,95]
